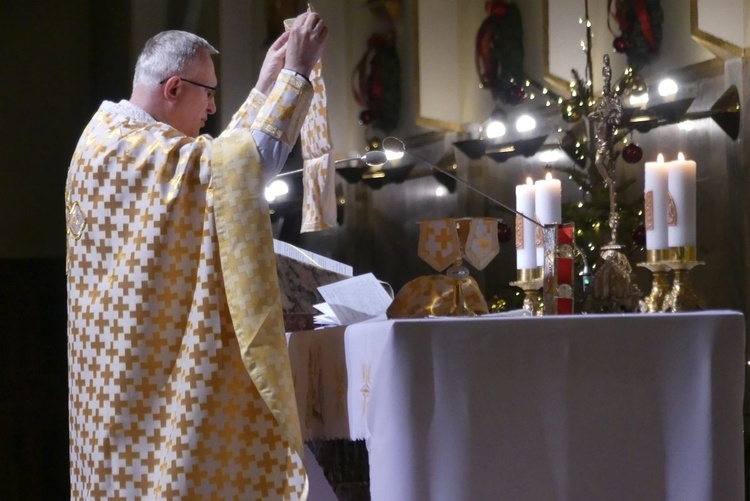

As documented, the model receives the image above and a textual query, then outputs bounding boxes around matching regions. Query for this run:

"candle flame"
[657,153,664,163]
[526,177,533,185]
[545,172,553,181]
[677,152,686,161]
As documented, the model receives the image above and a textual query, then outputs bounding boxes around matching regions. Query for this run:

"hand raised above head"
[256,31,290,95]
[284,11,329,78]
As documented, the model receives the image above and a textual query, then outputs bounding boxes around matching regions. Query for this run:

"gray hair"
[133,30,218,87]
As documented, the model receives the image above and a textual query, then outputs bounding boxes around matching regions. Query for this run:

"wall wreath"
[475,0,525,104]
[351,31,401,134]
[609,0,664,68]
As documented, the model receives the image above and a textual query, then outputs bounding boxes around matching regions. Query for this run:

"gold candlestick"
[637,249,672,313]
[662,246,704,312]
[510,268,544,315]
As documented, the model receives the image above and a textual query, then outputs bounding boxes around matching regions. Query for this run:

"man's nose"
[207,98,216,115]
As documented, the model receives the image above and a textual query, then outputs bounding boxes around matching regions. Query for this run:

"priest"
[65,11,327,500]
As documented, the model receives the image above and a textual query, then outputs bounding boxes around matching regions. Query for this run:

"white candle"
[644,154,669,250]
[667,152,697,247]
[534,173,562,265]
[515,177,537,270]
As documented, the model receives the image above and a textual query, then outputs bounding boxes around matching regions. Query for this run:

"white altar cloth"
[288,311,745,501]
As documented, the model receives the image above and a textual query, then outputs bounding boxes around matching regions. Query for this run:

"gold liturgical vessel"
[387,217,500,318]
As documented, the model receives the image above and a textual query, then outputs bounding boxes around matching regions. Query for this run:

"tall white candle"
[644,154,669,250]
[667,152,697,247]
[515,177,537,270]
[534,173,562,265]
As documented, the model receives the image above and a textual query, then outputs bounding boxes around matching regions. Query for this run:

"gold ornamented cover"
[387,274,489,318]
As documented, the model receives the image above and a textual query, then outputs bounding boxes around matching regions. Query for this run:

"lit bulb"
[435,186,447,197]
[265,179,289,202]
[515,115,536,133]
[628,92,649,108]
[385,149,404,161]
[539,150,561,163]
[658,78,678,99]
[678,120,695,131]
[486,120,507,139]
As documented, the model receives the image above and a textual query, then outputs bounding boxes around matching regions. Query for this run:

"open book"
[274,240,352,316]
[315,273,393,326]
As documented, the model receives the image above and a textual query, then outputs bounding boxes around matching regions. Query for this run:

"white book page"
[317,273,393,325]
[274,239,353,276]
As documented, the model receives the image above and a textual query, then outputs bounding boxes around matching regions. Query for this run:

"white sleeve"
[251,128,293,183]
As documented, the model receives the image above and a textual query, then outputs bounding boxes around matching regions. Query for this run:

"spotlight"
[515,114,536,132]
[265,179,289,202]
[486,120,507,139]
[658,78,678,99]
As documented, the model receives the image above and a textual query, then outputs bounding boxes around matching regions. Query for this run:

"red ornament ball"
[632,225,646,247]
[497,221,512,244]
[359,109,374,125]
[613,36,628,53]
[504,84,526,105]
[622,143,643,163]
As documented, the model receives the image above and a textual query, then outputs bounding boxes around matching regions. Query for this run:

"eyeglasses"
[160,76,217,99]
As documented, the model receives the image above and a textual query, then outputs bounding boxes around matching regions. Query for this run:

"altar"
[288,311,746,501]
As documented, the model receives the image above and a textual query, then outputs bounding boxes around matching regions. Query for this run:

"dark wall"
[0,259,69,500]
[1,2,131,259]
[1,2,131,498]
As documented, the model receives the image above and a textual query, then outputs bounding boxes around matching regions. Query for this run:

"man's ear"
[162,76,181,102]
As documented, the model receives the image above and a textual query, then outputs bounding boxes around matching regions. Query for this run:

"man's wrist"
[281,67,311,85]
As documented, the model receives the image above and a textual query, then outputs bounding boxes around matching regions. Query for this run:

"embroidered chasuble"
[66,71,313,500]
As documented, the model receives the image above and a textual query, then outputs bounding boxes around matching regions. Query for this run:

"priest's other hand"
[285,12,328,78]
[256,31,290,95]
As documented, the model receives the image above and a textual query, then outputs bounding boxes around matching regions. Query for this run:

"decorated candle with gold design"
[515,177,536,270]
[667,152,697,248]
[534,173,562,265]
[644,154,668,250]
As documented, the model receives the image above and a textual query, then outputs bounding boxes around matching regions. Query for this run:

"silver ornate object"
[583,55,642,313]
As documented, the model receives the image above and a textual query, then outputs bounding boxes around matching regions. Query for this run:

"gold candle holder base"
[662,246,705,312]
[637,249,672,313]
[583,243,642,313]
[510,268,544,316]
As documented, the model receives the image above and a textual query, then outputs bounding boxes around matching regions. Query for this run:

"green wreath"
[609,0,664,68]
[351,32,401,134]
